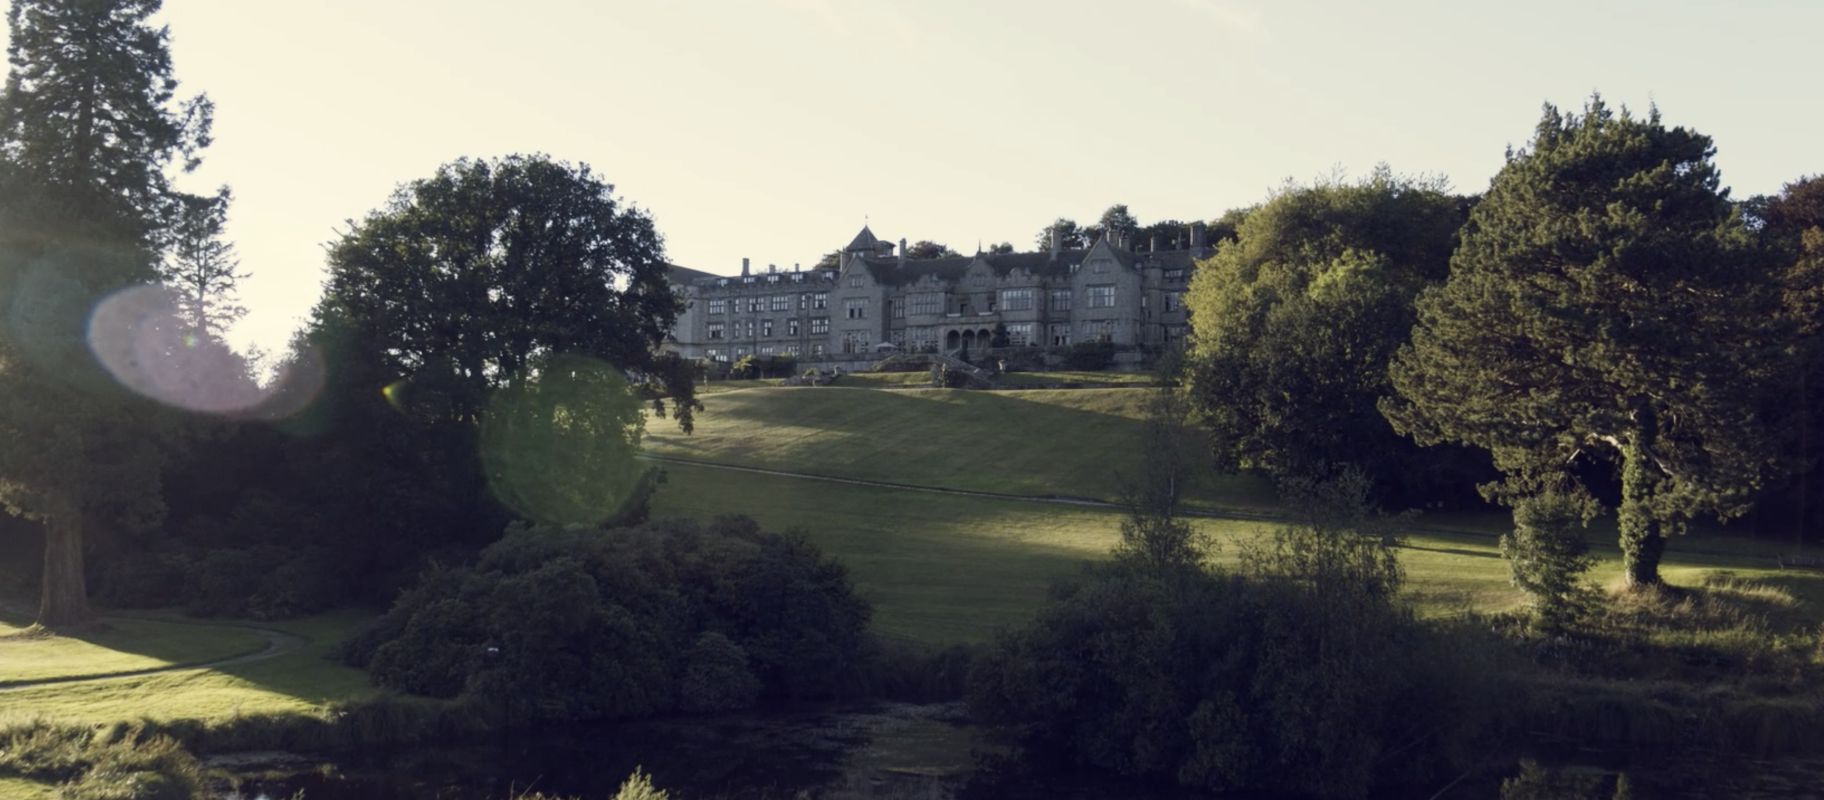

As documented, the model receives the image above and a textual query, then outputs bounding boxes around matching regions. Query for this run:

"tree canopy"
[1182,170,1482,505]
[1383,98,1782,586]
[903,239,960,260]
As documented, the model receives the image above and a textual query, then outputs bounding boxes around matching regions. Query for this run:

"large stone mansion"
[666,224,1215,366]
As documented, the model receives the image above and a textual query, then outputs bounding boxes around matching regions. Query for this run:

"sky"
[9,0,1822,353]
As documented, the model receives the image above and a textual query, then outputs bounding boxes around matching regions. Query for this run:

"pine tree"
[0,0,211,626]
[162,187,246,340]
[1382,98,1781,588]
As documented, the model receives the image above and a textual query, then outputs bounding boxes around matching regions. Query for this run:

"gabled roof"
[845,225,880,252]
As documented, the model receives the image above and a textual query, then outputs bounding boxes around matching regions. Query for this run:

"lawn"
[0,612,374,726]
[0,777,56,799]
[652,462,1824,645]
[644,385,1278,512]
[0,614,267,685]
[994,370,1155,387]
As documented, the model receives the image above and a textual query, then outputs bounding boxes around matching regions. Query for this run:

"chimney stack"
[1049,227,1060,258]
[1150,235,1158,253]
[768,263,777,273]
[898,238,907,266]
[794,262,801,272]
[741,257,750,276]
[1190,222,1208,251]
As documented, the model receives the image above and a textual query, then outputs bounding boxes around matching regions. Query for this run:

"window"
[788,318,800,336]
[890,328,906,346]
[1164,268,1186,281]
[849,275,866,287]
[811,343,826,356]
[844,298,868,319]
[812,292,828,309]
[1093,259,1109,273]
[891,300,904,319]
[999,288,1035,311]
[1087,285,1116,309]
[909,293,943,315]
[842,331,871,353]
[811,317,830,334]
[1083,320,1114,342]
[707,298,727,315]
[908,327,937,349]
[1164,291,1182,312]
[1049,324,1071,347]
[971,273,987,286]
[748,297,762,313]
[783,344,800,356]
[1006,322,1035,346]
[771,295,789,312]
[761,319,773,337]
[707,322,725,340]
[760,345,775,355]
[1049,289,1073,312]
[707,348,727,363]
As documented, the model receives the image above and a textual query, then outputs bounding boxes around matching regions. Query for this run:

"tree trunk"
[1619,425,1666,588]
[37,498,93,628]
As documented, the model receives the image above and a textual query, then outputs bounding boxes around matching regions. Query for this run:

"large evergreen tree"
[0,0,210,626]
[1382,99,1781,587]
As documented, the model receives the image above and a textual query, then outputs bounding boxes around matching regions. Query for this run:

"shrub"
[92,551,187,609]
[0,722,205,800]
[1502,490,1599,632]
[343,515,873,723]
[970,494,1493,799]
[1064,340,1116,370]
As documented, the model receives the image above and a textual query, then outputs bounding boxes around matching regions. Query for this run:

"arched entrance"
[961,330,976,351]
[945,330,961,351]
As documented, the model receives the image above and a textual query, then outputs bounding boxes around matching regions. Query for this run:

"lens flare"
[480,355,648,526]
[86,284,321,418]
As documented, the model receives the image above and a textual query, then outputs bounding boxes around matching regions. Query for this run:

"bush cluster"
[0,722,205,800]
[1063,340,1116,371]
[339,515,873,722]
[969,520,1498,799]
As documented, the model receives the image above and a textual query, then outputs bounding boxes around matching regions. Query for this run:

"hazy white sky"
[10,1,1822,352]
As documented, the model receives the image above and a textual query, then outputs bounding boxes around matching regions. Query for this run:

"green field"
[652,462,1824,645]
[646,385,1277,511]
[0,614,266,685]
[0,613,372,726]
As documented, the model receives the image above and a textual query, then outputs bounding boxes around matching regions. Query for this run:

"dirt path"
[0,609,306,691]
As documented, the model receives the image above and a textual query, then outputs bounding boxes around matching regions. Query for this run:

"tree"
[1383,98,1782,587]
[320,154,693,430]
[1762,175,1824,540]
[1034,217,1086,250]
[311,154,697,557]
[986,241,1014,255]
[1095,203,1140,244]
[1182,171,1484,505]
[1135,219,1188,251]
[903,239,959,259]
[0,0,211,626]
[161,187,246,340]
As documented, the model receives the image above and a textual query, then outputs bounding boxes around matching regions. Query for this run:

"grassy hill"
[645,385,1277,511]
[651,462,1824,645]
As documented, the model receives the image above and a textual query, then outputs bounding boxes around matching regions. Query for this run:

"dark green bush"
[970,520,1495,799]
[342,515,872,722]
[1064,340,1116,370]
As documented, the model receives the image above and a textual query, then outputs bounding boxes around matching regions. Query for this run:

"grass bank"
[652,462,1824,645]
[645,385,1277,512]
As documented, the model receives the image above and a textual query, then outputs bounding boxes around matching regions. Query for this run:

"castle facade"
[666,224,1211,366]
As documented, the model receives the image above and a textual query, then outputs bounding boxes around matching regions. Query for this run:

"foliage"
[1182,169,1484,506]
[1111,391,1208,571]
[969,476,1491,799]
[903,240,959,259]
[1033,217,1086,250]
[0,722,206,800]
[1062,340,1115,370]
[1093,203,1139,244]
[1499,761,1632,800]
[319,153,692,430]
[1502,490,1600,632]
[0,0,212,626]
[159,187,245,339]
[986,241,1014,255]
[1384,97,1783,586]
[341,515,874,722]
